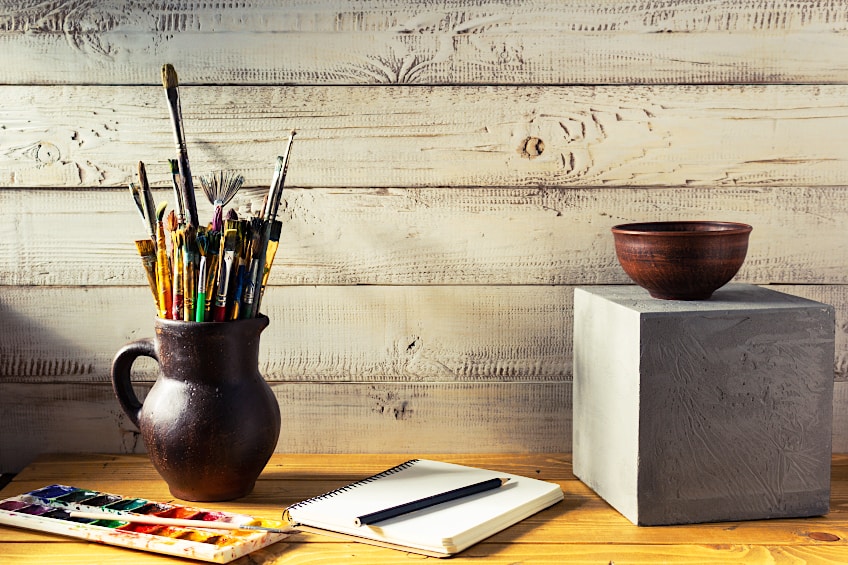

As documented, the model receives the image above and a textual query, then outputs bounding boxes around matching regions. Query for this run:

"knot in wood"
[808,531,840,542]
[36,142,60,164]
[519,136,544,159]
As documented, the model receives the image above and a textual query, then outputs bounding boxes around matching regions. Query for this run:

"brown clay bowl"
[611,221,753,300]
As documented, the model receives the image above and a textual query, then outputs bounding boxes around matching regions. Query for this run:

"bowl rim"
[611,221,753,236]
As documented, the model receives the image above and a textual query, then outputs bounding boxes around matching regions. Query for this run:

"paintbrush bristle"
[196,234,208,256]
[162,63,178,89]
[135,239,156,254]
[165,210,178,232]
[201,170,243,232]
[128,183,143,215]
[200,170,244,206]
[156,201,168,222]
[223,229,238,248]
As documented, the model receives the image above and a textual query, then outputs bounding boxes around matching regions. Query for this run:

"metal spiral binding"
[283,459,420,523]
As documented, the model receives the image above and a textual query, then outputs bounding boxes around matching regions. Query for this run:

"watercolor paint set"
[0,484,290,562]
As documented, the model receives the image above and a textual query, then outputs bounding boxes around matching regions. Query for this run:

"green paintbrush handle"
[195,291,207,322]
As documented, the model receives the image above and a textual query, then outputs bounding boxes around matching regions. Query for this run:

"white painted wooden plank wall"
[0,1,846,473]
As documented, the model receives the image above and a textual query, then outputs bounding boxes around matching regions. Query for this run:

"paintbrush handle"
[213,251,234,322]
[263,133,296,222]
[164,87,200,228]
[68,511,292,534]
[137,163,157,241]
[195,256,208,322]
[241,256,263,319]
[155,224,173,319]
[172,247,184,320]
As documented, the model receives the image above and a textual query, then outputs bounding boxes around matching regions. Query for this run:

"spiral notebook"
[283,459,563,556]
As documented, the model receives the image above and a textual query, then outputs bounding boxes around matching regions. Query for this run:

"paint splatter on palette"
[0,484,289,563]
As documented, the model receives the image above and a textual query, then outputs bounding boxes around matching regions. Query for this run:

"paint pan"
[0,484,289,563]
[27,485,77,500]
[104,498,148,512]
[53,489,100,504]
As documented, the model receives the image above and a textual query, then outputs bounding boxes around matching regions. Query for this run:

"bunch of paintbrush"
[129,140,294,322]
[129,63,296,322]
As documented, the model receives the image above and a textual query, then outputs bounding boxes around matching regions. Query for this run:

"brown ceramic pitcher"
[111,314,281,502]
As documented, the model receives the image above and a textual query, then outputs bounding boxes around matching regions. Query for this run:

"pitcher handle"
[111,338,157,429]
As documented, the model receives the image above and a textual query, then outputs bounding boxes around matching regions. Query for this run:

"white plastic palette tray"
[0,484,289,563]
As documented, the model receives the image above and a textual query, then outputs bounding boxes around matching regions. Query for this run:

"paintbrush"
[136,162,158,243]
[128,183,152,243]
[226,219,247,320]
[255,219,282,315]
[213,229,238,322]
[168,158,186,226]
[166,211,184,320]
[229,219,253,320]
[263,131,296,222]
[68,511,293,534]
[162,63,199,228]
[201,230,220,320]
[240,217,265,319]
[195,233,210,322]
[134,239,160,312]
[129,182,143,216]
[200,170,244,232]
[155,202,173,319]
[182,224,197,321]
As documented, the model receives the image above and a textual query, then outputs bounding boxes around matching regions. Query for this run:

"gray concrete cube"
[573,284,835,526]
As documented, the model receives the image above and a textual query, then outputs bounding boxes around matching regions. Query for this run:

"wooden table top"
[1,453,847,564]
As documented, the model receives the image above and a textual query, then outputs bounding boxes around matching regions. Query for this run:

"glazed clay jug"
[111,314,281,501]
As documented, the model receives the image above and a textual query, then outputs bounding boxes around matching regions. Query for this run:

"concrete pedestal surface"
[573,284,835,526]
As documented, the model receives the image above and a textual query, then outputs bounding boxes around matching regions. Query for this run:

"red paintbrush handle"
[212,304,227,322]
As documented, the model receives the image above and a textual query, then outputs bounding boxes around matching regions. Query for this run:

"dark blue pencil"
[354,477,510,527]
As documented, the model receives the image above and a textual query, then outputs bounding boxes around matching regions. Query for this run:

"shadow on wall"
[0,290,155,473]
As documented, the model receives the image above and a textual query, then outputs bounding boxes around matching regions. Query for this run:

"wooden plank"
[25,451,848,485]
[1,285,845,383]
[0,285,573,383]
[0,454,848,563]
[0,381,572,473]
[3,1,848,85]
[3,480,848,546]
[2,454,848,563]
[3,454,848,547]
[834,382,848,453]
[3,85,848,188]
[1,380,847,475]
[9,453,575,484]
[772,285,848,383]
[4,542,848,565]
[2,187,847,286]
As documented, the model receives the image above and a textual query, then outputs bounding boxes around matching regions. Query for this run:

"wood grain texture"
[2,85,848,188]
[1,285,844,385]
[0,286,573,383]
[4,323,840,474]
[10,453,574,483]
[2,186,847,285]
[3,1,848,85]
[3,454,848,563]
[1,0,846,479]
[4,542,848,565]
[0,381,571,473]
[2,477,848,544]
